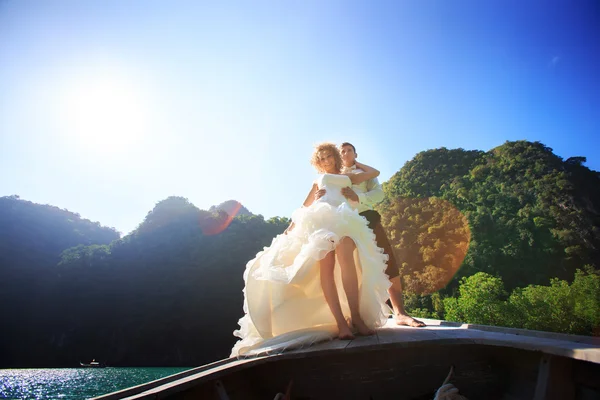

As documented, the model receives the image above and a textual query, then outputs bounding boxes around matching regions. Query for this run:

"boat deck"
[309,318,600,363]
[93,319,600,400]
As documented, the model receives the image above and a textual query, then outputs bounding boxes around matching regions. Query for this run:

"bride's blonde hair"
[310,142,343,173]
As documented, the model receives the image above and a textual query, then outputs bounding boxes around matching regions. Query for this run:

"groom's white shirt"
[342,164,384,213]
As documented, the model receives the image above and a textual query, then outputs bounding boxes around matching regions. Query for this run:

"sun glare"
[59,73,148,154]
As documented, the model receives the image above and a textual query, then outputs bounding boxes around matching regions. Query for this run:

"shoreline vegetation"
[1,140,598,368]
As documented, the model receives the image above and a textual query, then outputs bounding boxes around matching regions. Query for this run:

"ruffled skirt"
[231,202,391,356]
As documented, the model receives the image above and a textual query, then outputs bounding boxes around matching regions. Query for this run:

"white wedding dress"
[231,173,391,357]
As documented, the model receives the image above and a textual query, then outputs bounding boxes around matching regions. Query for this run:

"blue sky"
[1,0,598,235]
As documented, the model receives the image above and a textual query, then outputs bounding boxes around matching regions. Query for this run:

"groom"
[338,142,424,327]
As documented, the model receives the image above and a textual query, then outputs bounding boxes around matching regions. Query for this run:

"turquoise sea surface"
[0,367,190,399]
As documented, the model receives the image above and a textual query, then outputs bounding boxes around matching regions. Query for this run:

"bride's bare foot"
[337,323,355,340]
[395,313,426,327]
[351,316,375,336]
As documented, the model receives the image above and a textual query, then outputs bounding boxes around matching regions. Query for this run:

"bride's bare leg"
[337,237,374,336]
[320,250,354,340]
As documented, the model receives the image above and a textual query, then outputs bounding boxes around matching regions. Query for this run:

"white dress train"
[231,173,391,357]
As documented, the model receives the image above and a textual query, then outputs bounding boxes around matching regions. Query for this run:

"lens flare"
[380,197,471,295]
[199,201,243,235]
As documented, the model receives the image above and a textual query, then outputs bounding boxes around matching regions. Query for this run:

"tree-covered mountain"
[209,200,252,217]
[1,140,598,367]
[380,141,600,292]
[0,195,119,269]
[0,196,121,368]
[1,195,288,368]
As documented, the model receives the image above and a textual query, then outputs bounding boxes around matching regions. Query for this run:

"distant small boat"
[80,359,105,368]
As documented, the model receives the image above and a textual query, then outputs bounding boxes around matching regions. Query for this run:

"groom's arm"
[358,177,384,208]
[348,161,380,184]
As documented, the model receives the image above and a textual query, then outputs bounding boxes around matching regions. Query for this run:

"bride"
[231,142,391,357]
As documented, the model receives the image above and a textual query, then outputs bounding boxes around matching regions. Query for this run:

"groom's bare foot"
[395,313,426,327]
[351,316,375,336]
[337,323,355,340]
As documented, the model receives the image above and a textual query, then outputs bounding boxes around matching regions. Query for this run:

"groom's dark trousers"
[359,210,400,279]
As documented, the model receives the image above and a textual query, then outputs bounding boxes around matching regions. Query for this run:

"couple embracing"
[232,142,424,357]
